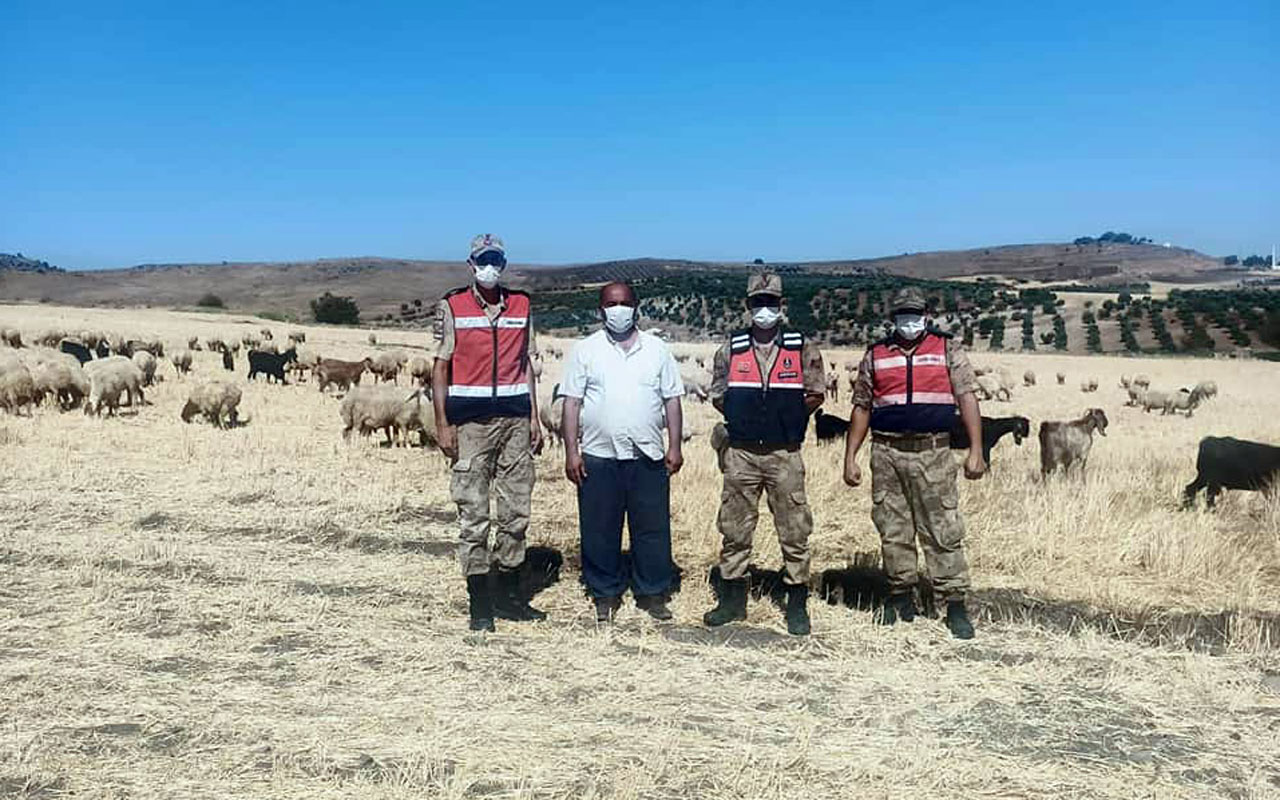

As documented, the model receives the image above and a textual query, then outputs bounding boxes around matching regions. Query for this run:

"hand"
[565,450,587,486]
[437,424,458,461]
[843,459,862,487]
[665,447,684,476]
[529,422,544,456]
[964,450,986,480]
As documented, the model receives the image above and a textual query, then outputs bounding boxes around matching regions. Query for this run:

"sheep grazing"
[1079,377,1099,393]
[287,330,307,346]
[813,410,849,444]
[31,360,90,410]
[181,381,242,428]
[247,348,298,383]
[683,377,709,403]
[1162,385,1209,417]
[288,347,321,382]
[339,385,435,447]
[407,355,431,387]
[367,351,407,384]
[1056,371,1066,385]
[0,363,38,415]
[187,335,202,352]
[1,328,23,348]
[825,372,839,402]
[1023,370,1036,387]
[256,340,280,355]
[1038,408,1108,476]
[206,336,228,354]
[949,415,1030,466]
[844,361,856,373]
[1182,436,1280,509]
[1132,374,1151,390]
[170,349,193,375]
[221,349,235,372]
[83,356,145,417]
[128,338,164,358]
[131,350,159,387]
[34,329,65,348]
[367,332,378,346]
[315,358,371,393]
[1194,380,1218,400]
[259,327,274,341]
[59,339,94,365]
[975,374,1011,402]
[674,353,690,364]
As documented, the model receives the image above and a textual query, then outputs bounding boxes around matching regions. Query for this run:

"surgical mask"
[602,305,637,335]
[472,264,503,289]
[752,306,782,329]
[894,313,926,340]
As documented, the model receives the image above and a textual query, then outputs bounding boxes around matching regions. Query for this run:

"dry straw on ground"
[1,304,1278,798]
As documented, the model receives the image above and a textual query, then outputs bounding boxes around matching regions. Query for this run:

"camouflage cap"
[469,233,505,259]
[888,286,927,313]
[747,271,783,298]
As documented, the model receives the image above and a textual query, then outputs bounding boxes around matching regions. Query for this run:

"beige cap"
[747,271,783,298]
[469,233,505,259]
[889,286,927,313]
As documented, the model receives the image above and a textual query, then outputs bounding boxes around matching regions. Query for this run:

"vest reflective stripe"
[445,288,532,423]
[869,333,957,433]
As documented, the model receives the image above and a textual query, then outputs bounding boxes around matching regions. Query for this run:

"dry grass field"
[2,303,1279,799]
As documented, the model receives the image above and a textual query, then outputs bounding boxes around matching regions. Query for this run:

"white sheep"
[170,349,193,375]
[0,362,38,414]
[83,356,145,416]
[181,381,242,428]
[407,355,431,387]
[31,360,89,410]
[131,350,159,387]
[339,386,435,447]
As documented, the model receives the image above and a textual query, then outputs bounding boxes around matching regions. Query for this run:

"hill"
[0,242,1233,324]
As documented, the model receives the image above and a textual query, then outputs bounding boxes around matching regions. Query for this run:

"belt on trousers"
[872,432,951,452]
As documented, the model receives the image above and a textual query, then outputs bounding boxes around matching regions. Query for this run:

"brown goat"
[1039,408,1109,476]
[315,358,372,393]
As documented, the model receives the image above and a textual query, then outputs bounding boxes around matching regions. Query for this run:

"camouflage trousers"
[870,440,970,600]
[452,416,533,577]
[716,444,813,585]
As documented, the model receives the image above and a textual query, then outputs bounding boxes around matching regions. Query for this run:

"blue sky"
[2,0,1276,269]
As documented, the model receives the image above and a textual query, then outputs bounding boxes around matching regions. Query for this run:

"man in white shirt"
[561,282,685,623]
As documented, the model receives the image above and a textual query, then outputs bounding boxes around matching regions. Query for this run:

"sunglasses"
[471,250,507,268]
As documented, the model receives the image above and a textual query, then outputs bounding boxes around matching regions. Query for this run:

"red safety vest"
[869,332,956,433]
[444,287,531,423]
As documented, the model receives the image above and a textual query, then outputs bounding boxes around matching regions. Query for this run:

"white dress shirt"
[561,329,684,461]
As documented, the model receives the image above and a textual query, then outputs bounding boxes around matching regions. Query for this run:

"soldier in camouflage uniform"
[843,286,985,639]
[703,271,827,636]
[432,234,546,632]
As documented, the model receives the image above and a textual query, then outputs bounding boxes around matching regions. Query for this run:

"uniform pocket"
[452,457,472,473]
[789,489,808,507]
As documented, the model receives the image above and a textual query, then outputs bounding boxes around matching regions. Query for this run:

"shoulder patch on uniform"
[442,286,469,300]
[780,331,804,350]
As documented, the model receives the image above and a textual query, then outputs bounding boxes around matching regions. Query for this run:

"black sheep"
[949,415,1030,466]
[1183,436,1280,509]
[59,339,93,365]
[813,409,850,444]
[247,348,296,383]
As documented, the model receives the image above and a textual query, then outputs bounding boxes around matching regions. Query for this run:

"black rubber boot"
[945,600,975,640]
[784,584,811,636]
[466,574,495,632]
[493,567,547,622]
[635,595,673,621]
[703,578,748,627]
[877,593,918,626]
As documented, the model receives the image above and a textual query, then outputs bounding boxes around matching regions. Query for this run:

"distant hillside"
[0,242,1230,323]
[0,253,64,274]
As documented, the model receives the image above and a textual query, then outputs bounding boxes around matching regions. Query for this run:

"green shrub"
[311,292,360,325]
[197,293,225,309]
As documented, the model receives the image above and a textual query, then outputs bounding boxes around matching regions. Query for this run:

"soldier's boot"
[945,600,974,640]
[703,578,748,627]
[876,593,918,626]
[784,584,811,636]
[466,574,495,632]
[493,567,547,622]
[635,595,673,621]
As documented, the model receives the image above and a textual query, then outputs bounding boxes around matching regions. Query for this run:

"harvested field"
[2,303,1279,798]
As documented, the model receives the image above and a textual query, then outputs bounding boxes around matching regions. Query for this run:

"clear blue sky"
[2,0,1276,269]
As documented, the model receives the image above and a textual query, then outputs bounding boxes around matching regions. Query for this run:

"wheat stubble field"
[2,304,1279,799]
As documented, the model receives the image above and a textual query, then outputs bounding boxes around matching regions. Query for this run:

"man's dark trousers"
[578,454,672,599]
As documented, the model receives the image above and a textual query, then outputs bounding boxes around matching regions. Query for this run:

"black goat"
[222,349,235,372]
[59,339,93,365]
[949,415,1031,466]
[247,348,297,383]
[814,410,850,444]
[93,340,110,359]
[1183,436,1280,509]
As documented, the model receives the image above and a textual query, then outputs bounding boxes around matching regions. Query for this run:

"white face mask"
[472,264,503,289]
[602,305,637,335]
[894,313,926,340]
[752,306,782,329]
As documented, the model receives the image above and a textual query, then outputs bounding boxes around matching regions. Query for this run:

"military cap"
[469,233,505,259]
[888,286,927,313]
[747,271,783,298]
